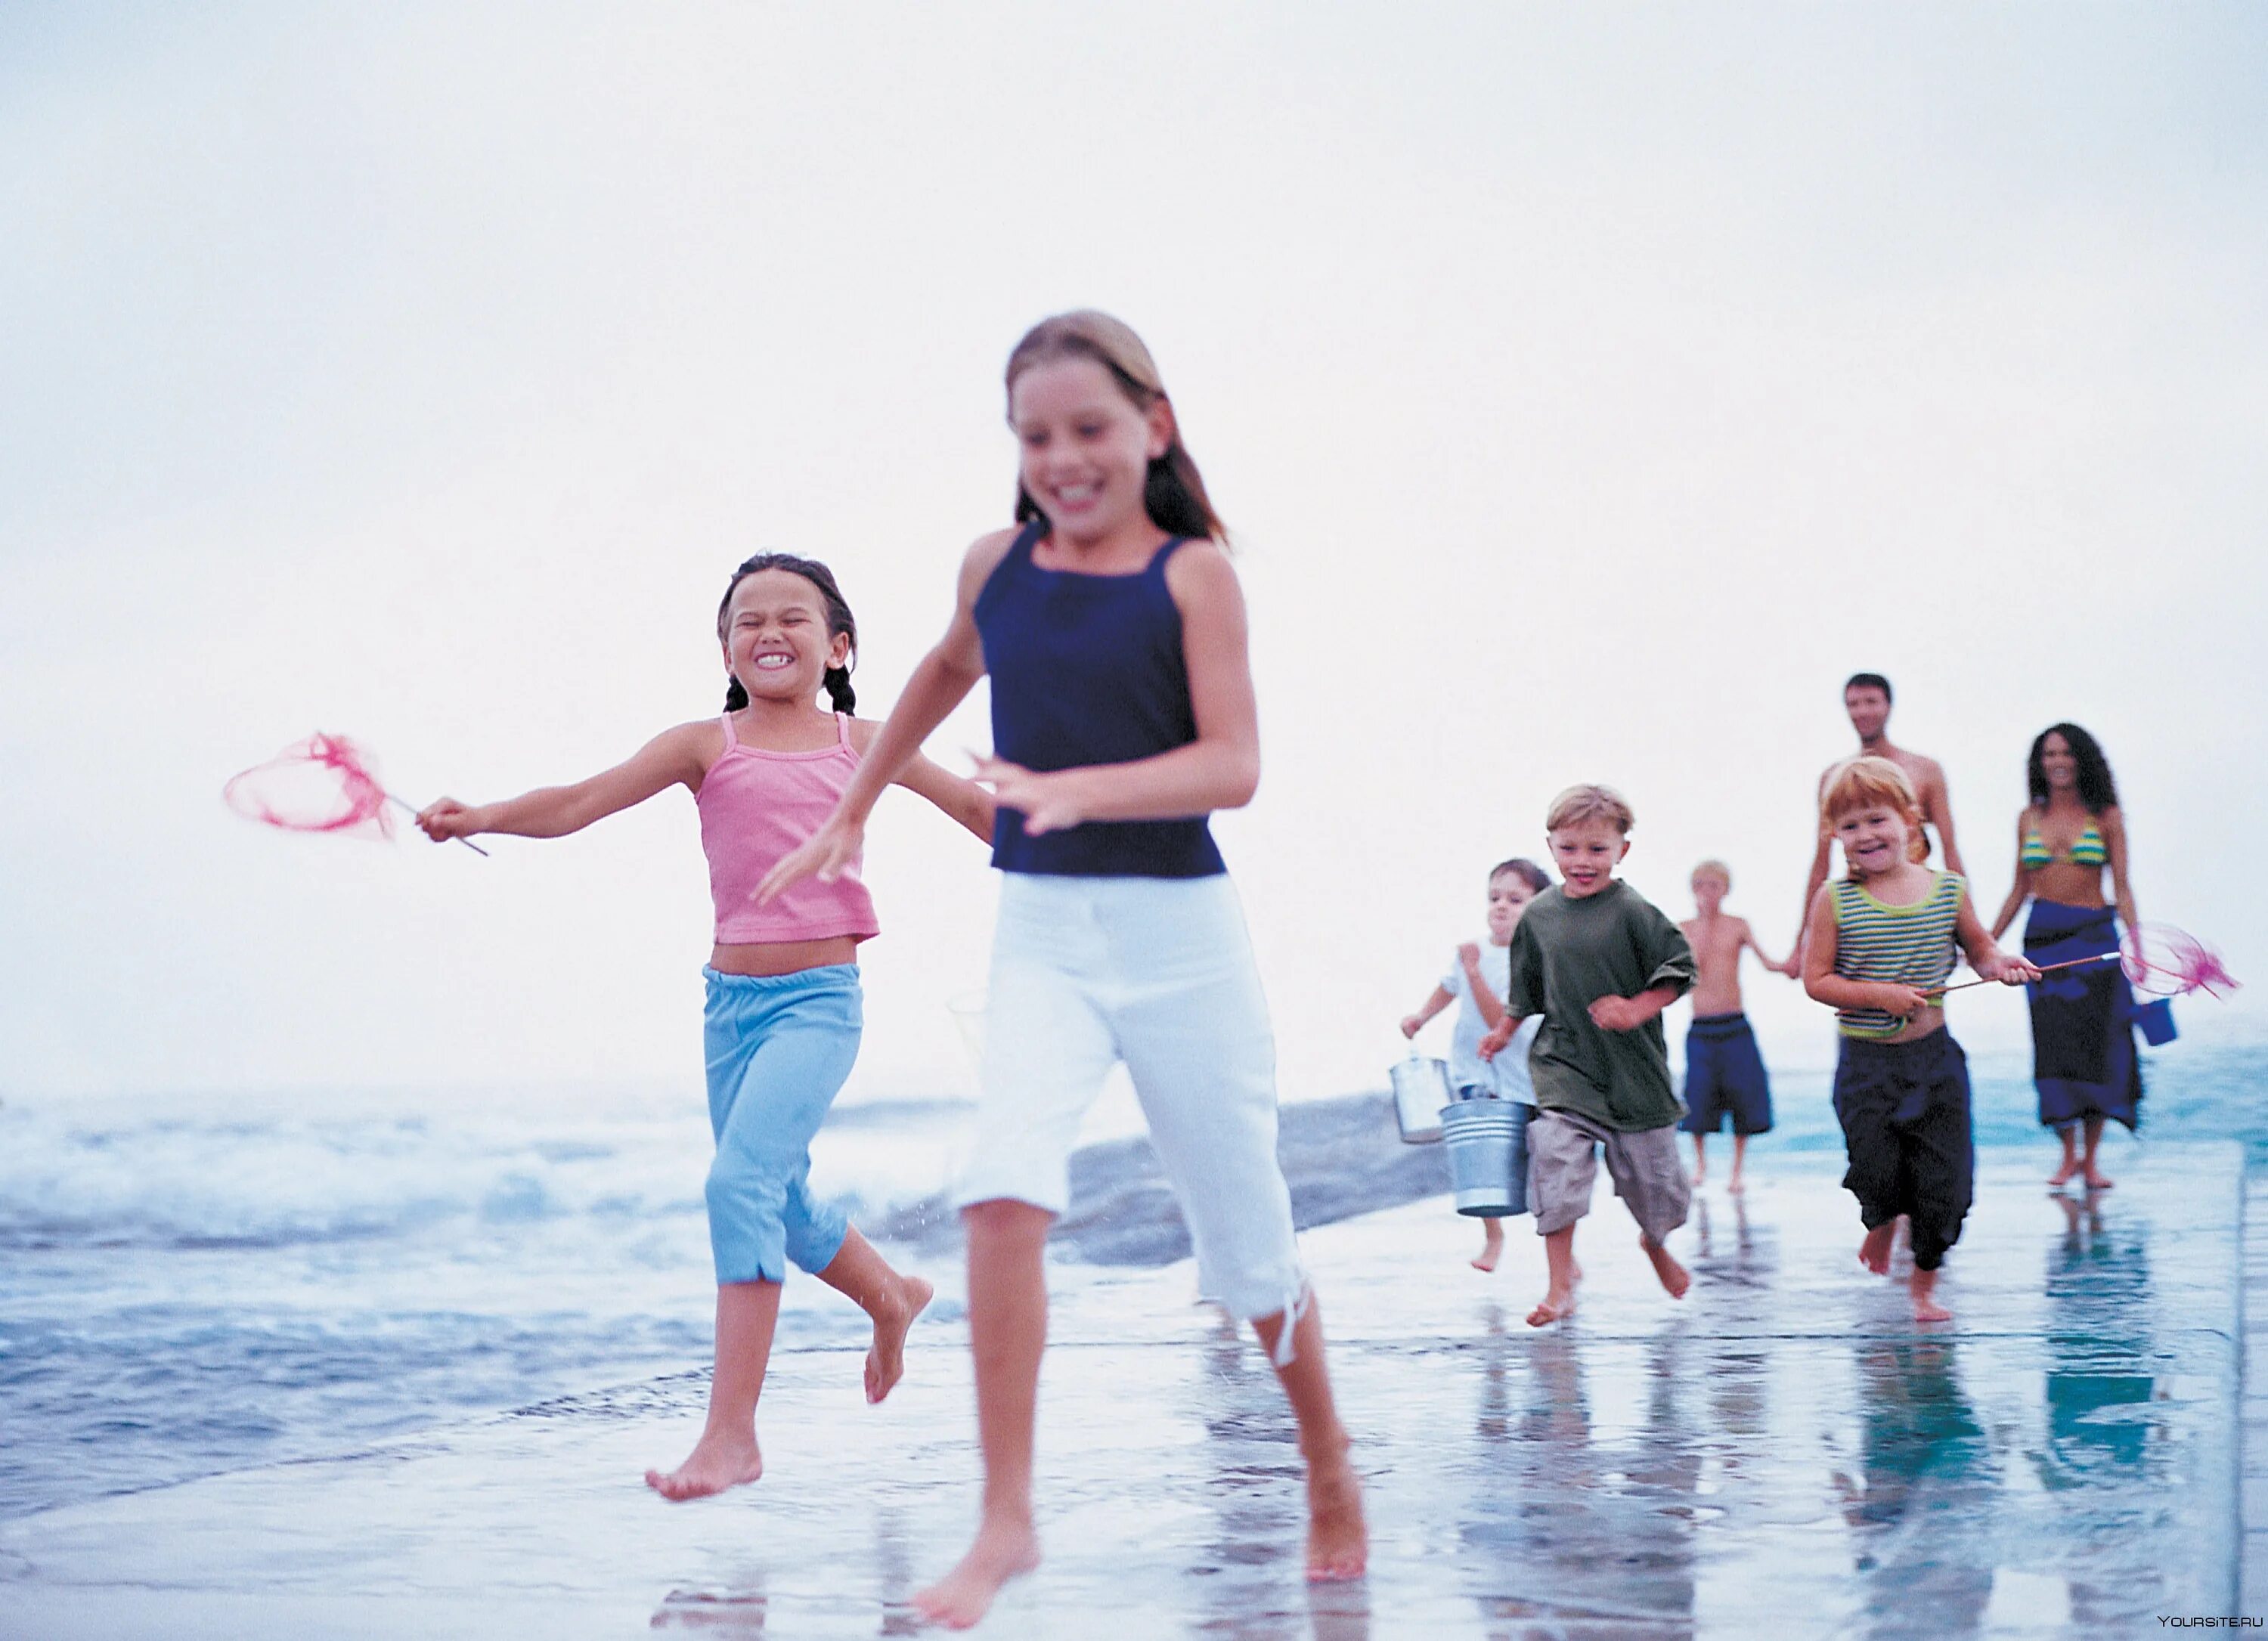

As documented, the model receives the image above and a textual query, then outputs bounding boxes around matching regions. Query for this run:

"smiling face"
[2040,731,2078,792]
[1547,819,1629,898]
[1832,802,1913,880]
[1485,872,1538,942]
[1844,684,1892,743]
[1008,356,1173,545]
[719,569,847,704]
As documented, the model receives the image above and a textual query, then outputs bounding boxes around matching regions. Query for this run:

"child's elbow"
[1219,748,1261,810]
[1802,977,1832,1005]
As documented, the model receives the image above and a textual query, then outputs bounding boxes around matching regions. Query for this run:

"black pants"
[1833,1031,1974,1272]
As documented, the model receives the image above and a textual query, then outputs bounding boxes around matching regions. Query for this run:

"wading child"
[1678,860,1786,1194]
[418,553,992,1499]
[1800,757,2037,1324]
[1400,859,1551,1272]
[1478,785,1696,1328]
[761,311,1365,1625]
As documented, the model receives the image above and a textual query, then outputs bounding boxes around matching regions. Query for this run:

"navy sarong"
[2024,899,2142,1132]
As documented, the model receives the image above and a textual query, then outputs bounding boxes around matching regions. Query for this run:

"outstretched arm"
[757,533,1011,900]
[1402,984,1455,1039]
[1926,760,1966,878]
[972,543,1261,834]
[1790,773,1833,972]
[417,722,710,841]
[1739,918,1789,978]
[2102,807,2139,932]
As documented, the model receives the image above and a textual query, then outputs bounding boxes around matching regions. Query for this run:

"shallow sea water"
[3,1030,2261,1525]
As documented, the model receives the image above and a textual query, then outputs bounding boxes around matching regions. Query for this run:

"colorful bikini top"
[2021,814,2107,870]
[1830,871,1966,1039]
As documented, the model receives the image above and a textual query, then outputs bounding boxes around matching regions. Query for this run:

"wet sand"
[0,1145,2245,1637]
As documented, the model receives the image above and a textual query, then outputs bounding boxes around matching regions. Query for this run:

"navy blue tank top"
[973,521,1228,878]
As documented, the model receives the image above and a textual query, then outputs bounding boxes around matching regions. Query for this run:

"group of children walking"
[1402,756,2039,1330]
[410,308,2043,1624]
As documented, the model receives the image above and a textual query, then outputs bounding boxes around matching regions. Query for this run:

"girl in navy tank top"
[760,311,1365,1622]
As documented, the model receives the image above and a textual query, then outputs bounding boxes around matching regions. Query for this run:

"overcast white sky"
[5,3,2263,1110]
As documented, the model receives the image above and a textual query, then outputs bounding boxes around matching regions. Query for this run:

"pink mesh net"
[2122,924,2241,999]
[224,734,395,840]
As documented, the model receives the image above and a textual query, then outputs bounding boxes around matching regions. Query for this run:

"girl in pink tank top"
[417,553,992,1503]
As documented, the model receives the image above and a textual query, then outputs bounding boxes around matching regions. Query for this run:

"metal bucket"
[1439,1099,1520,1216]
[1389,1054,1451,1144]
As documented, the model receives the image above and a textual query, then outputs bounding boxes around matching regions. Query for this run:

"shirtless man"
[1788,673,1966,971]
[1678,862,1785,1192]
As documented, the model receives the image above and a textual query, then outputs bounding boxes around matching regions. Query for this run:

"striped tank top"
[1830,872,1966,1039]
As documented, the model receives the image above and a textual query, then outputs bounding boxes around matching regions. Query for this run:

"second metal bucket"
[1389,1053,1451,1144]
[1439,1099,1521,1216]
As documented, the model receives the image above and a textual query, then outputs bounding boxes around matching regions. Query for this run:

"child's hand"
[1983,953,2043,986]
[1875,983,1931,1018]
[972,755,1088,837]
[1456,941,1482,971]
[1399,1014,1425,1039]
[755,812,865,903]
[417,798,479,841]
[1476,1018,1515,1061]
[1588,995,1649,1032]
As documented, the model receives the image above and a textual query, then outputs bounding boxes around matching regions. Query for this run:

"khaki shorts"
[1527,1107,1690,1243]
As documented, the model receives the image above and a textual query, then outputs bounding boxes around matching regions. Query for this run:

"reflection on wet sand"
[1838,1339,1994,1639]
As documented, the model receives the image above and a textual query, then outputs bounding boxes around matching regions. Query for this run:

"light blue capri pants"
[701,964,863,1285]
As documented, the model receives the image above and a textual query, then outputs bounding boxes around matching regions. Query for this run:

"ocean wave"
[0,1098,963,1253]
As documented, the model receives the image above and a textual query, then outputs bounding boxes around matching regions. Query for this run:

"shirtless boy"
[1678,861,1786,1193]
[1789,673,1965,971]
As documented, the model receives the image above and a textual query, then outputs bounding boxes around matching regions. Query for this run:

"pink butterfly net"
[2121,924,2241,999]
[224,733,486,854]
[225,734,395,838]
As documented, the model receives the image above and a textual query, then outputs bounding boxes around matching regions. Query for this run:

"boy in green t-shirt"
[1479,785,1696,1327]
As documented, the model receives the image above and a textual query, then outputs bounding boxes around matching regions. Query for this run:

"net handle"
[1926,950,2117,999]
[386,793,489,856]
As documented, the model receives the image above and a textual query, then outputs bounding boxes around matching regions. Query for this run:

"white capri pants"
[957,873,1310,1345]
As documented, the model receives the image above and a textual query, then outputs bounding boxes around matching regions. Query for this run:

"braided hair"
[715,553,857,714]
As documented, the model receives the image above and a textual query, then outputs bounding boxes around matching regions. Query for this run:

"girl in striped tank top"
[1801,756,2038,1324]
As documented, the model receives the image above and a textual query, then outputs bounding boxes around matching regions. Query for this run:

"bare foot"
[1727,1172,1745,1196]
[2082,1168,2115,1192]
[1692,1165,1706,1187]
[1910,1271,1953,1324]
[1469,1242,1501,1274]
[645,1429,764,1501]
[1640,1236,1690,1299]
[1857,1223,1896,1276]
[1303,1437,1367,1582]
[2046,1157,2080,1188]
[910,1516,1041,1630]
[865,1275,934,1404]
[1526,1287,1576,1327]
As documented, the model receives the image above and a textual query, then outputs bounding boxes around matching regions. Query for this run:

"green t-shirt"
[1504,881,1696,1132]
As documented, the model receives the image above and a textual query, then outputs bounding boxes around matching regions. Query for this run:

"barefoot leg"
[1857,1221,1896,1275]
[1527,1226,1579,1326]
[1728,1134,1748,1195]
[1910,1265,1953,1324]
[1470,1215,1504,1273]
[1689,1134,1706,1187]
[2047,1125,2081,1187]
[912,1201,1049,1630]
[813,1226,934,1404]
[647,1280,780,1500]
[1252,1296,1367,1583]
[1640,1232,1690,1299]
[2080,1115,2114,1190]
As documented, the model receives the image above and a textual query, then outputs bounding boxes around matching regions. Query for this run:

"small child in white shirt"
[1399,858,1551,1271]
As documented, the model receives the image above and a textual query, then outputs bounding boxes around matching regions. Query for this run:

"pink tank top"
[699,713,879,946]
